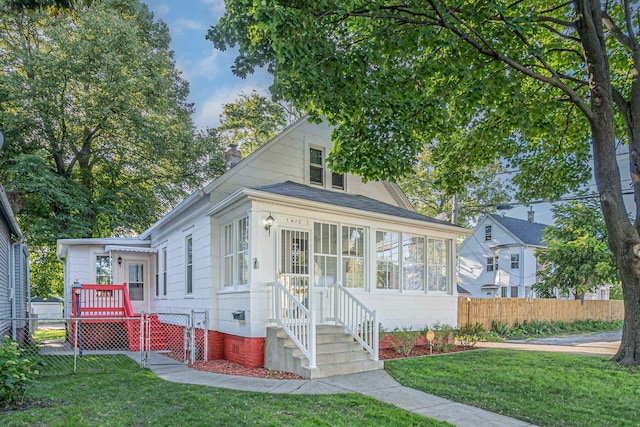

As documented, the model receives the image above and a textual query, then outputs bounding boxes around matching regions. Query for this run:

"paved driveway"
[478,330,622,356]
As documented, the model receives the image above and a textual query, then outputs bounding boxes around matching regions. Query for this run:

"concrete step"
[300,359,384,379]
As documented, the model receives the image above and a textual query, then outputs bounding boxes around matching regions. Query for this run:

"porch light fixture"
[264,213,275,235]
[117,256,122,266]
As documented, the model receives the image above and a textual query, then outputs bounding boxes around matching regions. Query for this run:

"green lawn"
[3,355,448,427]
[385,349,640,427]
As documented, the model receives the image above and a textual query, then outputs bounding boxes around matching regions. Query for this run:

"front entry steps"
[265,325,384,379]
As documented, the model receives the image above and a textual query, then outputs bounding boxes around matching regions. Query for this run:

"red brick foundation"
[222,334,265,368]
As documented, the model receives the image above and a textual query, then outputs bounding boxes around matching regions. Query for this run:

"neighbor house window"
[185,236,193,294]
[511,254,520,269]
[403,235,425,291]
[511,286,519,298]
[162,247,167,296]
[96,255,112,284]
[376,231,400,289]
[486,256,498,272]
[342,226,365,288]
[501,286,508,298]
[314,222,338,287]
[237,216,249,285]
[427,238,448,292]
[309,147,324,185]
[485,225,492,240]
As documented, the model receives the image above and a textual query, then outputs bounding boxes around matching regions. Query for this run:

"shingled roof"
[254,181,465,229]
[488,214,549,246]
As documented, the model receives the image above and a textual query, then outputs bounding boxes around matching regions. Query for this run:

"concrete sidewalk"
[478,331,621,357]
[150,364,536,427]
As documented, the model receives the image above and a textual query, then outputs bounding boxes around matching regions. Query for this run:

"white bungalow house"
[56,117,469,377]
[458,214,548,298]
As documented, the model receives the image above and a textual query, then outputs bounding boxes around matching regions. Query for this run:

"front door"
[280,229,310,308]
[126,260,148,314]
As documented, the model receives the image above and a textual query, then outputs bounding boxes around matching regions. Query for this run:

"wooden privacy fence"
[458,297,624,330]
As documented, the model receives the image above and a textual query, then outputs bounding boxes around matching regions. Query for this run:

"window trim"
[510,254,520,269]
[307,144,346,191]
[162,246,168,297]
[223,215,250,288]
[485,225,492,240]
[95,254,112,285]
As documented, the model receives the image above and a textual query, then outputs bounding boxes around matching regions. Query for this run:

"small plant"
[455,323,485,348]
[389,326,418,356]
[0,337,40,407]
[358,320,386,342]
[491,320,510,336]
[430,321,455,352]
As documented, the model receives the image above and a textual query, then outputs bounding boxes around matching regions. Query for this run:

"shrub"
[430,321,455,352]
[491,320,510,336]
[358,321,386,342]
[389,327,417,356]
[0,337,40,407]
[455,323,485,348]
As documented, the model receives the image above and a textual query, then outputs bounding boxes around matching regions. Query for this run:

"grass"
[385,349,639,427]
[3,355,449,427]
[32,329,65,341]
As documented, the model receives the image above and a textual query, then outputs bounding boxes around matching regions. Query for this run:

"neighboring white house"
[458,213,548,298]
[56,117,470,377]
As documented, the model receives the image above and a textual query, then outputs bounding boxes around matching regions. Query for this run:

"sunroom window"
[342,225,365,288]
[376,231,400,289]
[313,222,338,286]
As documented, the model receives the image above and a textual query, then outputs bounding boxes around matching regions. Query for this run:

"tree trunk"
[576,0,640,365]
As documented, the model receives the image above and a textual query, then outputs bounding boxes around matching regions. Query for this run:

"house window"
[224,223,234,286]
[96,255,112,284]
[224,216,250,287]
[342,226,365,288]
[501,286,508,298]
[128,263,144,301]
[309,147,324,185]
[427,238,448,292]
[485,225,492,240]
[511,254,520,269]
[486,256,498,272]
[162,247,167,296]
[313,222,338,287]
[155,256,160,297]
[511,286,519,298]
[525,286,533,298]
[376,231,400,289]
[331,172,344,190]
[237,216,249,285]
[185,236,193,294]
[403,235,425,291]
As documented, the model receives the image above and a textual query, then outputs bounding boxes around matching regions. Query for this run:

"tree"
[399,148,511,227]
[535,199,619,300]
[217,91,304,156]
[0,0,225,296]
[209,1,640,365]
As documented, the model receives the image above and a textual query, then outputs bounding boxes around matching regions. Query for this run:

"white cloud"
[173,18,207,36]
[200,0,226,18]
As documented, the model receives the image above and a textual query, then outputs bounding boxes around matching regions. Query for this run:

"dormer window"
[309,146,345,190]
[485,225,492,240]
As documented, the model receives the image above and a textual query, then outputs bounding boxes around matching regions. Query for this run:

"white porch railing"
[272,280,316,368]
[329,283,379,361]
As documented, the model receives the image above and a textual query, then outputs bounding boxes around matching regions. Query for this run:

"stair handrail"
[72,283,133,317]
[272,279,316,368]
[330,282,379,361]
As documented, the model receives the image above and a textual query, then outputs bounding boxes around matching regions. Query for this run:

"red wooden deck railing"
[71,283,135,318]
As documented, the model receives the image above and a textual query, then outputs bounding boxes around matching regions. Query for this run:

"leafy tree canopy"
[0,0,226,296]
[217,90,304,156]
[535,198,619,300]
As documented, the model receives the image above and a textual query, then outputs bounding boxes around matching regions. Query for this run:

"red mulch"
[189,345,475,379]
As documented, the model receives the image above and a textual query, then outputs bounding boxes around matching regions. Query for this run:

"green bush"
[430,321,455,352]
[455,323,485,348]
[389,327,418,356]
[491,320,510,336]
[0,337,40,407]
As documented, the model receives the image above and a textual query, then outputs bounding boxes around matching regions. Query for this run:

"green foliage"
[217,91,304,156]
[454,323,485,348]
[0,0,226,296]
[358,320,386,342]
[493,319,623,339]
[535,199,620,300]
[429,321,455,353]
[491,320,510,336]
[389,326,418,356]
[0,338,40,407]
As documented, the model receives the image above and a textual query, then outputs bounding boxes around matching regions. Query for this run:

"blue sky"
[144,0,273,128]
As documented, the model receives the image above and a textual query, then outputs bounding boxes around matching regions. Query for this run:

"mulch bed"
[189,345,476,379]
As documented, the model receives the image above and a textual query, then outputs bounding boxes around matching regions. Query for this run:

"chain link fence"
[2,311,208,375]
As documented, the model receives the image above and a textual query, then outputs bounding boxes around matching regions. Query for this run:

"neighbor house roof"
[488,214,549,246]
[253,181,467,230]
